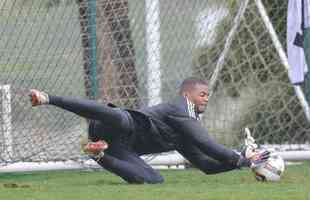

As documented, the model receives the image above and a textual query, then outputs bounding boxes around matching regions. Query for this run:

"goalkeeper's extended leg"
[29,89,132,133]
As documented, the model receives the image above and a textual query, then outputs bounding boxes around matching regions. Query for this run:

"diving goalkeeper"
[29,77,269,184]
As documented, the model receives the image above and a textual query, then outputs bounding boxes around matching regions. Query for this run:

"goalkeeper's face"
[186,84,209,114]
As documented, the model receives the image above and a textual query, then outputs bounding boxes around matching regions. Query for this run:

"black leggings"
[49,96,131,134]
[98,141,163,184]
[49,95,163,184]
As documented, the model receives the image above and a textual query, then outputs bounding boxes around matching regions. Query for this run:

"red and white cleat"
[83,140,109,160]
[29,89,49,106]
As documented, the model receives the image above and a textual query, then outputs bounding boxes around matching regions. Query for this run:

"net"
[0,0,309,163]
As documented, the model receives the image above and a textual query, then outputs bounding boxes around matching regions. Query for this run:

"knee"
[148,175,164,184]
[127,174,164,184]
[202,170,216,175]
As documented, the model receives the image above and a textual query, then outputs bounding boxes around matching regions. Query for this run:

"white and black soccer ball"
[252,152,285,182]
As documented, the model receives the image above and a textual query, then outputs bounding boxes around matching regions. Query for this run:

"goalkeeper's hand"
[249,149,270,168]
[243,127,259,158]
[244,127,258,149]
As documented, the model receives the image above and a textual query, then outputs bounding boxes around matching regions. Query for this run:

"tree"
[77,0,140,107]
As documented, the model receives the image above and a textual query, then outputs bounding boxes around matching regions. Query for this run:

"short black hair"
[179,77,208,94]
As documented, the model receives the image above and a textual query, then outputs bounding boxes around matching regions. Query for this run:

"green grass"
[0,162,309,200]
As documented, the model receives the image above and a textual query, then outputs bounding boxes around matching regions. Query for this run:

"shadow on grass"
[94,179,128,186]
[2,182,32,189]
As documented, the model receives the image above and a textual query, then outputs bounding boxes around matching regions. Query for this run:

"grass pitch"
[0,162,309,200]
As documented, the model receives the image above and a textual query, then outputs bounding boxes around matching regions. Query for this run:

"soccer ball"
[252,152,285,182]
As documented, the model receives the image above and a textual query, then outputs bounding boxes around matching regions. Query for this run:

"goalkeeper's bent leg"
[95,144,164,184]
